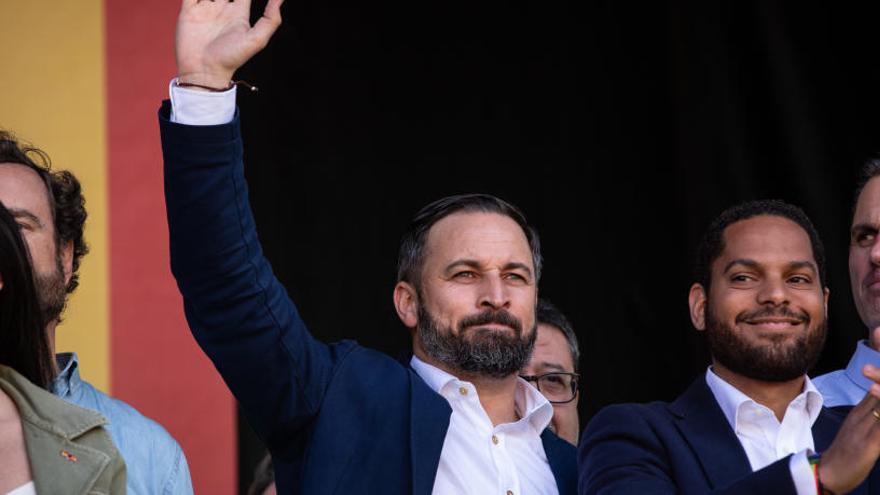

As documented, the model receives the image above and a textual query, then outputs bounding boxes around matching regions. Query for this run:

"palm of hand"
[176,0,280,86]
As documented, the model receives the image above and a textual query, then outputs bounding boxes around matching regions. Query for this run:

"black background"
[234,2,880,491]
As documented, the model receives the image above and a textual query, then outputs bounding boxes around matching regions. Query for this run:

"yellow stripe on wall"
[0,1,109,391]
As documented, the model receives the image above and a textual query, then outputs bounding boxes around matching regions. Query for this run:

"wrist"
[811,454,838,495]
[177,71,234,91]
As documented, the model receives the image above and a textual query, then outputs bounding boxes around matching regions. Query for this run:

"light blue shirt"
[813,340,880,407]
[52,353,193,495]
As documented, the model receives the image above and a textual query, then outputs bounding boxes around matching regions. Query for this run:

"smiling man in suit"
[579,200,880,495]
[159,0,575,493]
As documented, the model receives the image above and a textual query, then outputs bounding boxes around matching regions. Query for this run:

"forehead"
[532,323,574,370]
[423,211,533,268]
[0,163,53,217]
[854,176,880,227]
[718,215,815,267]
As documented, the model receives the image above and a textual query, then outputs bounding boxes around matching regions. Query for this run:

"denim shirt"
[52,353,194,495]
[813,339,880,408]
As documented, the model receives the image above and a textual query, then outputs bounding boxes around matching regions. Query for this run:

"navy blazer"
[158,102,577,495]
[579,376,879,494]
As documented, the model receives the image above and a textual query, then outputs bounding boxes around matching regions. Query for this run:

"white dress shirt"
[705,368,823,495]
[411,356,558,495]
[168,82,560,494]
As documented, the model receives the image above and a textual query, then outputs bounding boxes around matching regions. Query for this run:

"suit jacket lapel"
[668,376,754,490]
[541,429,577,494]
[409,369,452,495]
[811,408,841,452]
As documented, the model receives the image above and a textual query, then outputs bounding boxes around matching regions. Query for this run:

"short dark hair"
[0,201,54,388]
[537,299,580,373]
[397,194,542,286]
[694,199,827,290]
[0,131,88,295]
[852,158,880,216]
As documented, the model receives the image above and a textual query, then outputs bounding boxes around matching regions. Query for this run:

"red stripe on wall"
[105,1,236,493]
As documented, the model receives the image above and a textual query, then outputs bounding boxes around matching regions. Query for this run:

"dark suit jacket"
[158,101,576,495]
[579,376,879,495]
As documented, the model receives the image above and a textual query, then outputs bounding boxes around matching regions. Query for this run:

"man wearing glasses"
[521,299,580,445]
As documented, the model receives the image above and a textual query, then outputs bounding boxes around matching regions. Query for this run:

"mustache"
[458,310,523,333]
[735,306,809,324]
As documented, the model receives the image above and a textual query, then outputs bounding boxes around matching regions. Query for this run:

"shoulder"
[812,369,846,389]
[580,401,679,462]
[74,378,190,486]
[812,370,862,408]
[586,401,674,434]
[326,344,420,395]
[76,379,177,442]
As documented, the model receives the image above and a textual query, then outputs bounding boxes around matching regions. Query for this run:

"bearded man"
[579,200,880,495]
[160,1,575,493]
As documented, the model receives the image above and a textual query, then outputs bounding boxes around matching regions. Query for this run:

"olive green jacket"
[0,365,126,494]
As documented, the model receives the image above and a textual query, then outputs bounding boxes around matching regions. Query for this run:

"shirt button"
[459,386,468,396]
[492,435,499,445]
[507,491,514,495]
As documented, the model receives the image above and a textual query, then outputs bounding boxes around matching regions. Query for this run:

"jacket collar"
[0,365,112,495]
[541,429,577,494]
[667,375,757,489]
[409,367,452,495]
[668,374,842,490]
[0,364,105,439]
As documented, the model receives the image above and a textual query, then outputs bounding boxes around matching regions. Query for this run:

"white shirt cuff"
[168,78,236,126]
[789,450,818,495]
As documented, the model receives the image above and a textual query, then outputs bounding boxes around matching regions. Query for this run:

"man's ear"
[393,281,419,329]
[688,283,707,331]
[823,286,830,317]
[59,240,74,286]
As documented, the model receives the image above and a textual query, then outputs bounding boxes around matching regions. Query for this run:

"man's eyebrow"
[722,258,760,274]
[444,259,534,278]
[786,260,818,274]
[502,262,533,278]
[723,258,817,274]
[9,208,43,228]
[851,223,879,236]
[444,259,483,272]
[534,362,567,373]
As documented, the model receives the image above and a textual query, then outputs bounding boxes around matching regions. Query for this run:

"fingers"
[250,0,284,49]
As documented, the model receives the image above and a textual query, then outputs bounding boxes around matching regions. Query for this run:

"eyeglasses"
[519,372,579,404]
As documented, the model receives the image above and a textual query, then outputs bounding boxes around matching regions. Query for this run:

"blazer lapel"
[811,408,842,452]
[668,376,753,490]
[541,429,577,494]
[409,369,452,495]
[24,427,111,495]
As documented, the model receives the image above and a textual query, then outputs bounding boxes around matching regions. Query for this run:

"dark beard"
[34,255,66,326]
[417,304,536,379]
[705,304,826,382]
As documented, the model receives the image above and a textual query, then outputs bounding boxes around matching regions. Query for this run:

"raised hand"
[818,364,880,493]
[176,0,283,88]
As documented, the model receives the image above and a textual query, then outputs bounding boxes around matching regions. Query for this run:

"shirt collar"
[844,340,880,392]
[51,352,82,399]
[410,355,553,433]
[705,366,823,430]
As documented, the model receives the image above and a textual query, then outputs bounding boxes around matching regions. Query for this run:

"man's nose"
[869,235,880,266]
[478,274,510,310]
[756,277,790,306]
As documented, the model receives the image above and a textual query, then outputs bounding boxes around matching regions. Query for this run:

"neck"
[413,348,520,426]
[45,322,59,376]
[712,362,805,422]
